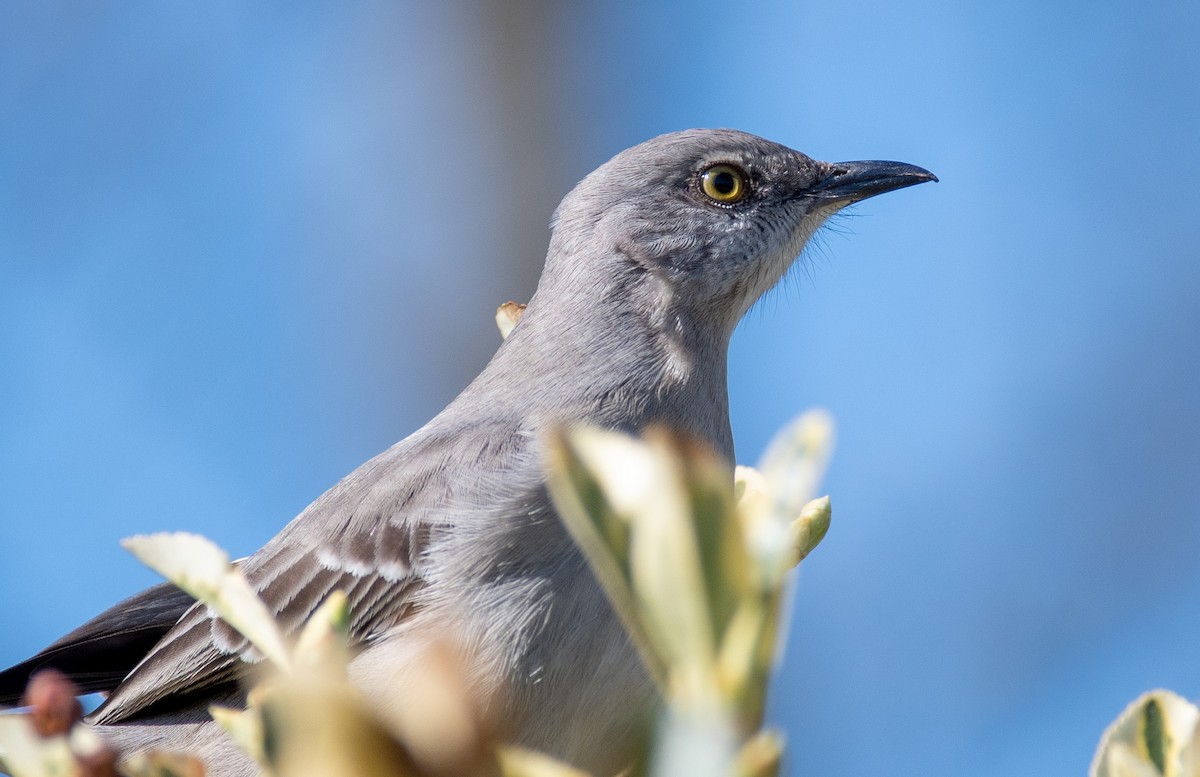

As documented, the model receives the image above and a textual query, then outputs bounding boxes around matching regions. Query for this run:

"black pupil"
[712,170,736,194]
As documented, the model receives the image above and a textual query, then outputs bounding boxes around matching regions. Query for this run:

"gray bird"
[0,129,935,776]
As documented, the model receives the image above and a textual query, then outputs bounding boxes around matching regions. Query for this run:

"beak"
[812,160,938,204]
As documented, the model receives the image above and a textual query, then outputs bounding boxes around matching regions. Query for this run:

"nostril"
[830,166,849,177]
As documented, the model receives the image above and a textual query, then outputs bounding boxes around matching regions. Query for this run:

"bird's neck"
[457,277,735,463]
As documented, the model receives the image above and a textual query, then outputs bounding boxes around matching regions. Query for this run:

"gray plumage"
[1,129,935,776]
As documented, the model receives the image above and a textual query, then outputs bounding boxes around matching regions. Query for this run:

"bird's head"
[543,128,936,338]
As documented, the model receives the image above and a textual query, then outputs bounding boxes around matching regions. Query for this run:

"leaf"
[210,705,266,767]
[1104,743,1168,777]
[671,431,745,651]
[721,423,835,727]
[259,679,420,777]
[293,590,351,676]
[739,411,835,586]
[0,715,74,777]
[792,496,831,563]
[624,433,719,705]
[546,415,836,772]
[733,467,769,520]
[733,729,784,777]
[120,751,206,777]
[544,426,665,690]
[369,641,491,776]
[1092,690,1200,777]
[123,532,292,671]
[546,425,750,706]
[497,747,593,777]
[715,598,768,703]
[649,705,739,777]
[758,409,835,514]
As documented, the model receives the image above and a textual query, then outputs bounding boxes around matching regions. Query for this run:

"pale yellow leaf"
[293,590,350,675]
[792,496,831,563]
[0,714,71,777]
[211,705,266,767]
[497,746,593,777]
[1092,690,1200,777]
[123,532,291,671]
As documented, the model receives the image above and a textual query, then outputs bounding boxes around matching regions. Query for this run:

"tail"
[0,582,195,705]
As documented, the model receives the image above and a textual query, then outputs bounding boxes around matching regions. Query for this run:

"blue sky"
[2,3,1199,775]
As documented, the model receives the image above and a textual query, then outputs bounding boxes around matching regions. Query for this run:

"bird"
[0,129,935,776]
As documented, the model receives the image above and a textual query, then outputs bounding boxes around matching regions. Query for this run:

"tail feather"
[0,582,195,705]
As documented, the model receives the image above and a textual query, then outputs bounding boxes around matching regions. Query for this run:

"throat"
[575,304,734,462]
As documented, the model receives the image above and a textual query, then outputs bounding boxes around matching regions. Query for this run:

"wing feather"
[87,424,477,724]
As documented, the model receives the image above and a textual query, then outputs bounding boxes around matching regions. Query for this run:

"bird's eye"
[699,164,747,204]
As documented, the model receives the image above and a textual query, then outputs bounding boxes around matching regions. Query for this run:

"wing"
[0,582,194,704]
[90,419,533,724]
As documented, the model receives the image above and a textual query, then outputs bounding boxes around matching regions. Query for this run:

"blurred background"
[2,2,1198,774]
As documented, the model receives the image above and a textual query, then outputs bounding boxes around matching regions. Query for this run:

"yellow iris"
[700,164,747,203]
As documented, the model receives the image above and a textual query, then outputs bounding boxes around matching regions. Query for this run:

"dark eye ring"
[699,164,748,204]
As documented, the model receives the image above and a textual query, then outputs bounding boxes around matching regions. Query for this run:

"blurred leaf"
[210,705,266,768]
[732,467,768,521]
[544,426,664,689]
[293,590,350,676]
[1105,743,1169,777]
[548,424,742,705]
[735,412,834,589]
[733,730,784,777]
[758,409,834,514]
[650,705,739,777]
[260,679,420,777]
[626,432,721,707]
[497,747,592,777]
[370,641,494,777]
[792,496,831,563]
[123,533,292,671]
[549,413,834,767]
[0,715,74,777]
[67,725,113,768]
[667,430,745,653]
[120,751,205,777]
[714,598,768,708]
[721,415,836,728]
[1092,690,1200,777]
